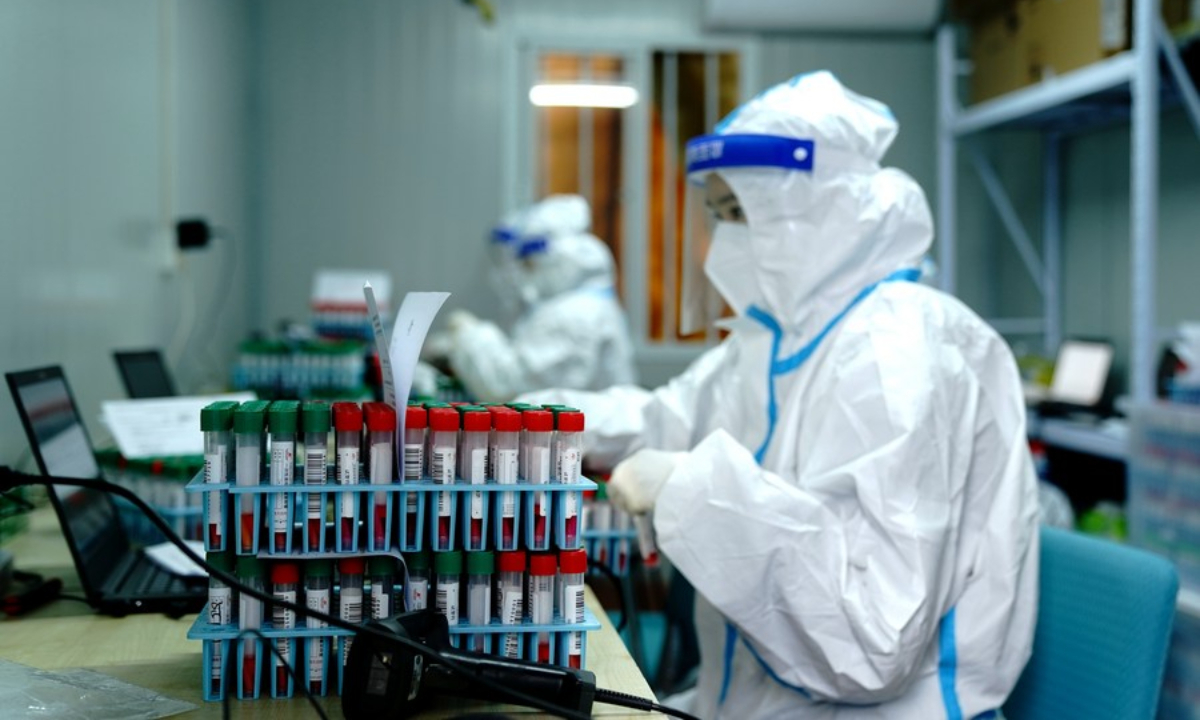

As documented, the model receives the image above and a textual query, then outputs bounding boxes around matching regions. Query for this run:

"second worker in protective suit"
[443,194,637,403]
[523,72,1039,718]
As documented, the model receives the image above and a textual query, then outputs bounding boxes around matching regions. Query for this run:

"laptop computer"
[5,365,205,616]
[113,349,177,399]
[1037,339,1115,419]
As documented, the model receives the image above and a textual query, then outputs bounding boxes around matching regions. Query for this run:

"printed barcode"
[309,639,323,681]
[211,644,222,680]
[341,594,363,624]
[305,450,325,484]
[272,603,295,630]
[404,444,422,480]
[276,637,291,663]
[573,589,584,622]
[502,491,515,518]
[569,630,581,655]
[307,493,321,519]
[343,638,354,667]
[504,633,521,658]
[432,448,454,483]
[439,491,452,517]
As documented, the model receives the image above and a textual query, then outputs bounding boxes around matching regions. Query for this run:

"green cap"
[423,402,452,409]
[404,550,431,573]
[367,556,397,576]
[201,401,239,432]
[505,402,535,410]
[236,555,266,577]
[433,550,463,575]
[206,551,232,574]
[466,550,494,575]
[596,481,607,501]
[302,401,331,434]
[268,400,300,434]
[233,401,270,434]
[305,558,333,579]
[454,404,488,413]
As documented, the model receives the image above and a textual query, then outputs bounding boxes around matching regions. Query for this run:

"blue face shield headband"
[684,133,816,177]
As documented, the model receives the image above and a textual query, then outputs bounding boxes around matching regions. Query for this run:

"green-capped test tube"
[202,401,238,549]
[302,402,331,551]
[268,401,299,553]
[234,401,270,553]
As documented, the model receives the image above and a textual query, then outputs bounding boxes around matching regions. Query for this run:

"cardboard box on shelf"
[1026,0,1130,81]
[969,0,1039,103]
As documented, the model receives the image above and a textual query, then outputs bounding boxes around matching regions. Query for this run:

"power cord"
[586,557,628,634]
[594,688,701,720]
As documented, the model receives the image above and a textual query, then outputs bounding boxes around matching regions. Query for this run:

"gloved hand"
[446,309,480,335]
[608,449,685,515]
[421,330,455,361]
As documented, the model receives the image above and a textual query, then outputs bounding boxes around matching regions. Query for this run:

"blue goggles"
[517,237,549,260]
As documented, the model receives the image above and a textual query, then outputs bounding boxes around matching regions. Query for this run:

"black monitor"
[113,349,177,399]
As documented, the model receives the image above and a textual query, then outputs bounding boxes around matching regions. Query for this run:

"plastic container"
[461,409,491,551]
[270,562,300,697]
[301,402,330,552]
[363,403,397,552]
[205,551,234,698]
[404,550,431,612]
[429,408,459,551]
[332,402,362,552]
[267,401,299,554]
[368,555,397,621]
[303,559,333,696]
[522,410,554,551]
[558,549,587,669]
[528,552,556,663]
[201,401,237,551]
[496,550,525,659]
[403,405,427,548]
[554,410,584,548]
[489,408,522,551]
[435,549,463,636]
[465,550,494,653]
[234,401,270,555]
[236,555,266,699]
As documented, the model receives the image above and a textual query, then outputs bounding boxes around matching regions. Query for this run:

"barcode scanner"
[341,610,596,719]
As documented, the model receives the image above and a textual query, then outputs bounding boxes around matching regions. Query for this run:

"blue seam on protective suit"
[741,634,813,699]
[718,622,737,705]
[939,608,964,720]
[747,267,920,463]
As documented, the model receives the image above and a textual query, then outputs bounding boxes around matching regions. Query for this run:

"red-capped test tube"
[403,405,427,545]
[429,408,459,550]
[301,402,330,551]
[461,409,490,550]
[490,408,521,551]
[528,553,556,663]
[496,550,525,659]
[339,557,365,669]
[332,403,362,550]
[271,561,300,692]
[523,410,554,549]
[559,549,587,669]
[363,403,396,550]
[555,410,584,547]
[236,556,266,696]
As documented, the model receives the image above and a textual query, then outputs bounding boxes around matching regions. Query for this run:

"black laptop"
[6,366,205,616]
[113,349,177,399]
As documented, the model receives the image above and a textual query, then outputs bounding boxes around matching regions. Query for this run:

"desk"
[1,507,659,718]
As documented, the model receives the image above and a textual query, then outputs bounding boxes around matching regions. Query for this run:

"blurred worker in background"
[442,194,636,403]
[523,72,1038,718]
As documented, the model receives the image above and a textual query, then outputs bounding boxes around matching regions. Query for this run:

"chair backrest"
[1003,527,1179,720]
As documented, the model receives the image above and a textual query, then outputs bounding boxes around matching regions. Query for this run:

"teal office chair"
[1003,527,1179,720]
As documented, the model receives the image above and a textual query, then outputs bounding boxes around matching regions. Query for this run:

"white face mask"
[703,221,764,317]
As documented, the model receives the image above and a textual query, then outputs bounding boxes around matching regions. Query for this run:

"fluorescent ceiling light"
[529,83,639,108]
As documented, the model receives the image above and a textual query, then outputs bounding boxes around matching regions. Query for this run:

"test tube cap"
[556,411,585,433]
[363,402,397,432]
[404,550,431,573]
[338,556,366,576]
[301,401,331,434]
[267,400,300,434]
[529,552,557,577]
[200,401,238,432]
[206,550,232,574]
[521,409,553,433]
[429,407,460,433]
[466,550,495,575]
[405,405,428,430]
[236,555,266,578]
[333,402,363,432]
[367,556,398,576]
[270,561,301,586]
[558,549,588,575]
[233,401,270,433]
[462,410,491,433]
[433,550,464,575]
[497,550,527,573]
[305,558,333,579]
[490,408,523,432]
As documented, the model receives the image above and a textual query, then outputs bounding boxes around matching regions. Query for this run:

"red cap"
[333,402,363,432]
[429,407,460,432]
[522,409,553,433]
[463,410,490,433]
[271,561,301,585]
[150,459,165,475]
[558,549,587,575]
[338,557,366,575]
[406,405,427,430]
[556,411,584,433]
[497,550,527,573]
[491,408,522,432]
[364,402,397,432]
[529,552,557,576]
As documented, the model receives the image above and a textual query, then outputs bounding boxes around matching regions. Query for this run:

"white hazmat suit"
[523,72,1038,719]
[448,195,637,403]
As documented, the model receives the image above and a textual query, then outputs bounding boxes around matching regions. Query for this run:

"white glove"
[421,330,455,361]
[608,449,684,515]
[446,309,480,335]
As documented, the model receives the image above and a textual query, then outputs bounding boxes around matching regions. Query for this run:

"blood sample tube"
[237,555,265,696]
[429,408,459,551]
[461,409,490,551]
[554,410,584,548]
[234,401,269,554]
[338,557,365,669]
[267,401,299,553]
[304,559,332,695]
[404,550,431,611]
[489,408,521,551]
[559,549,587,669]
[301,401,330,551]
[592,483,612,567]
[435,550,463,629]
[466,551,494,653]
[363,403,396,550]
[496,550,525,659]
[201,401,237,550]
[270,561,300,693]
[528,552,556,663]
[368,555,397,621]
[206,551,233,696]
[522,410,553,550]
[333,402,362,551]
[403,404,426,546]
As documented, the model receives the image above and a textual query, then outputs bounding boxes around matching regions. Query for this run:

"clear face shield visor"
[680,133,816,335]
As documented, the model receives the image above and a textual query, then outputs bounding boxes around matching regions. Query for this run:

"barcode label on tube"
[337,448,358,484]
[273,591,297,629]
[305,449,325,484]
[211,644,222,681]
[271,444,294,485]
[558,448,581,484]
[307,492,321,521]
[502,491,515,518]
[497,449,518,484]
[436,586,459,624]
[307,589,330,629]
[308,639,323,682]
[404,444,422,481]
[564,584,584,624]
[433,448,455,484]
[205,453,225,485]
[409,579,428,611]
[371,585,391,620]
[340,588,363,624]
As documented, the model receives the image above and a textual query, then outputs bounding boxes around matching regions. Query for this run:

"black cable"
[594,688,701,720]
[587,557,628,634]
[54,593,92,605]
[224,627,329,720]
[0,468,590,720]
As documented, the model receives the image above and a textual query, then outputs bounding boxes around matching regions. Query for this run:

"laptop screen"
[6,367,127,596]
[1049,341,1113,407]
[114,350,176,399]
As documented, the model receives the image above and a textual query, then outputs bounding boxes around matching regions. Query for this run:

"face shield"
[680,133,816,335]
[515,236,549,307]
[488,225,523,313]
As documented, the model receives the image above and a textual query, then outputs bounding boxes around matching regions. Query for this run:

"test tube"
[368,555,397,621]
[301,402,330,551]
[267,401,299,553]
[461,409,490,551]
[363,403,396,551]
[338,557,365,670]
[613,507,632,575]
[206,551,233,696]
[333,402,362,551]
[466,551,494,653]
[528,552,556,663]
[237,556,266,697]
[304,559,332,695]
[489,409,521,551]
[201,401,237,550]
[270,561,300,693]
[404,550,431,611]
[593,482,612,567]
[495,550,525,659]
[523,410,553,550]
[634,515,660,566]
[403,405,427,546]
[429,408,459,551]
[554,410,584,547]
[234,402,269,554]
[559,549,587,669]
[435,550,463,630]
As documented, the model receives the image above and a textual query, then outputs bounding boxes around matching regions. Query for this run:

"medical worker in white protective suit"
[446,195,637,402]
[521,72,1039,719]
